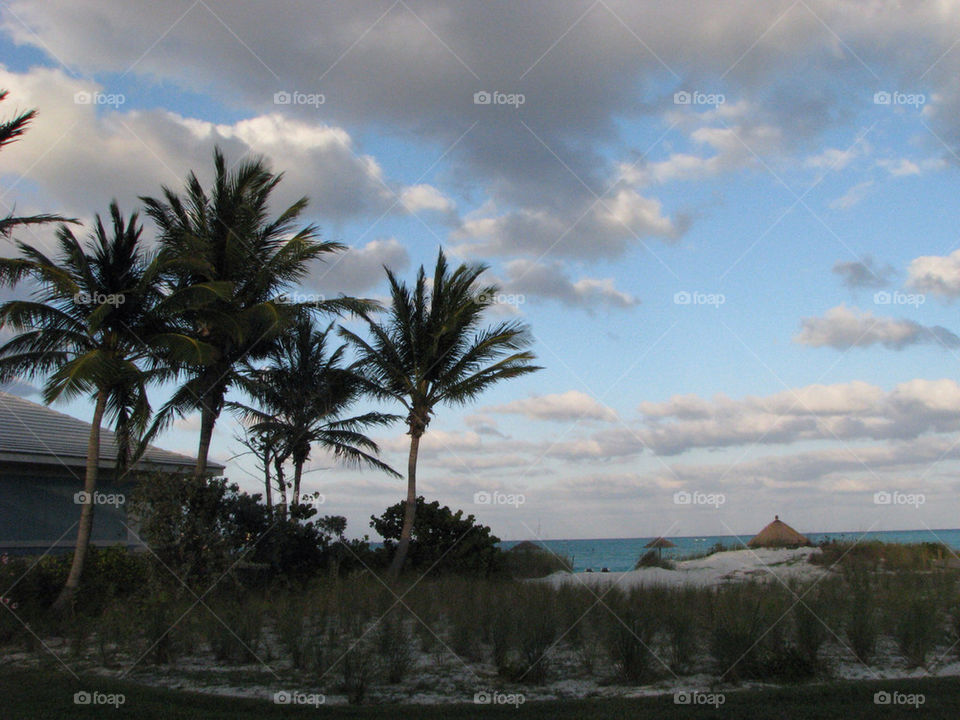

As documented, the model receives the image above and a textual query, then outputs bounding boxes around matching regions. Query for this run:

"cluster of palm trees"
[0,92,541,610]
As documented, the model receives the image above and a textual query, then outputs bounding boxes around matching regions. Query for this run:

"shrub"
[710,584,768,680]
[376,611,414,683]
[339,636,376,705]
[515,588,557,683]
[891,591,940,667]
[503,542,572,578]
[488,597,518,676]
[634,550,674,570]
[371,496,502,576]
[273,594,313,669]
[206,596,264,664]
[664,588,699,671]
[605,589,657,682]
[844,570,878,664]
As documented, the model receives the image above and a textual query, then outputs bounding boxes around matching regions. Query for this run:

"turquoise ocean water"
[500,529,960,572]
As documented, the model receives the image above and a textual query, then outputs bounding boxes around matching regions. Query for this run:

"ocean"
[499,529,960,572]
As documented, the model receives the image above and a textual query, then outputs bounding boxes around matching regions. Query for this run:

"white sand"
[539,546,827,590]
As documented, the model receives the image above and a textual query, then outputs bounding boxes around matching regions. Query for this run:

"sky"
[2,1,960,543]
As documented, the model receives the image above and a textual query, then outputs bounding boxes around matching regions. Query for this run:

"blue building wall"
[0,470,132,554]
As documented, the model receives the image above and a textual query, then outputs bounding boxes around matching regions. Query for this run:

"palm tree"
[340,249,542,578]
[0,89,75,237]
[0,202,207,611]
[232,313,401,512]
[142,147,369,478]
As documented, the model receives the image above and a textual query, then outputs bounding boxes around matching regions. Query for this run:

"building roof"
[747,515,810,548]
[0,391,224,474]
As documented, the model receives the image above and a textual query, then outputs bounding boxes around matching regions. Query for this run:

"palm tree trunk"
[274,454,287,519]
[292,459,304,507]
[262,444,273,510]
[194,402,217,480]
[388,432,421,579]
[52,389,108,613]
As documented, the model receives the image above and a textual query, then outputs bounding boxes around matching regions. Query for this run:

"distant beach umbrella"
[747,515,810,548]
[644,536,676,560]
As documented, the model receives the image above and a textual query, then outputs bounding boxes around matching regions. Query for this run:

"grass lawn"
[2,665,958,719]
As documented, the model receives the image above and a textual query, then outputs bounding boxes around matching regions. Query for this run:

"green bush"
[710,584,768,680]
[605,589,657,682]
[504,541,572,578]
[634,550,675,569]
[371,496,502,576]
[515,587,557,683]
[891,591,940,667]
[375,611,415,683]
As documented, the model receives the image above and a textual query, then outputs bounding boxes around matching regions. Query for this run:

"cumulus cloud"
[832,256,896,289]
[306,237,410,296]
[655,435,960,488]
[489,390,618,422]
[0,66,444,227]
[794,305,960,350]
[634,379,960,455]
[907,249,960,299]
[499,259,639,310]
[13,1,960,260]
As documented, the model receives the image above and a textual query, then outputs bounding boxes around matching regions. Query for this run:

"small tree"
[342,249,540,578]
[370,496,502,576]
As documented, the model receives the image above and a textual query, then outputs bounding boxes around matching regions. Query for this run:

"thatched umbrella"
[644,536,676,560]
[747,515,809,548]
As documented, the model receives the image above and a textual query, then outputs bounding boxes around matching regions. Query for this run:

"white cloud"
[907,249,960,299]
[490,390,618,423]
[0,66,438,226]
[499,259,639,310]
[307,237,409,296]
[794,305,960,349]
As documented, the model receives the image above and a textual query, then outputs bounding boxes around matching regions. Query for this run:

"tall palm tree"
[340,249,542,578]
[0,202,208,611]
[232,313,401,512]
[142,147,369,478]
[0,89,75,237]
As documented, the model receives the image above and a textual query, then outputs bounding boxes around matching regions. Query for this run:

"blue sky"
[2,1,960,542]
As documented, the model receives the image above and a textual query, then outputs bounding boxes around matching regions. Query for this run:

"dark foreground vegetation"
[2,665,960,719]
[3,535,960,706]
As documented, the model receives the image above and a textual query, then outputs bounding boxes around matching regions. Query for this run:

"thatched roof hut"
[644,537,676,549]
[644,536,676,560]
[748,516,809,548]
